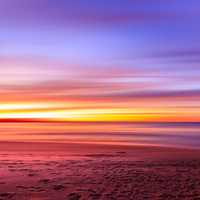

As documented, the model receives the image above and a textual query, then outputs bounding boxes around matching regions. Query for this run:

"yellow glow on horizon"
[0,102,200,122]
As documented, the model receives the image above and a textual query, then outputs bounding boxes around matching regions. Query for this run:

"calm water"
[0,122,200,149]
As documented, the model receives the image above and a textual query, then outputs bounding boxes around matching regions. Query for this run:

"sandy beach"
[0,142,200,200]
[1,0,200,199]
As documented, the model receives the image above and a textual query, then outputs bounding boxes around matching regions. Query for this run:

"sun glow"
[0,102,200,123]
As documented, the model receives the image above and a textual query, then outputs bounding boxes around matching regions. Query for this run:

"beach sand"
[0,142,200,200]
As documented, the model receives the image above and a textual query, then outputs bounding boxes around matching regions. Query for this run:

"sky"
[0,0,200,147]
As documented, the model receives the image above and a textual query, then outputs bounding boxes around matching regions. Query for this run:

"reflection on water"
[0,122,200,148]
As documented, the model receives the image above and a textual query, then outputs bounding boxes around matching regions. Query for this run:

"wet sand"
[1,142,200,200]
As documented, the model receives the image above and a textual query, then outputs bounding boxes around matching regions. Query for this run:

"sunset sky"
[0,1,200,147]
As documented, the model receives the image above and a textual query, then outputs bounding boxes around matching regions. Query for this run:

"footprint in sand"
[67,193,81,200]
[39,179,51,184]
[0,192,15,199]
[53,184,65,191]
